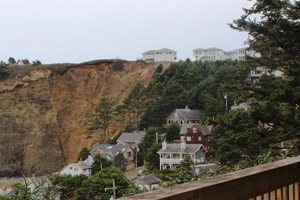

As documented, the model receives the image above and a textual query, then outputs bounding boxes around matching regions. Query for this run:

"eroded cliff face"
[0,61,164,176]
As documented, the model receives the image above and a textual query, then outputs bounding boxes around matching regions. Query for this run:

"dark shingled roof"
[135,174,162,186]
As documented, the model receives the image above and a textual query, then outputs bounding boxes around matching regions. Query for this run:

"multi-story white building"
[157,141,207,170]
[142,48,177,62]
[193,47,250,61]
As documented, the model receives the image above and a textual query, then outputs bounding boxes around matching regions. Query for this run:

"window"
[187,136,191,141]
[70,167,73,170]
[74,168,78,172]
[127,152,132,157]
[172,154,180,159]
[198,136,202,141]
[193,127,197,134]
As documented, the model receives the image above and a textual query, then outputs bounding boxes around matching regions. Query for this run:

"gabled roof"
[135,174,162,186]
[83,155,94,166]
[91,143,130,160]
[157,143,206,154]
[179,124,212,136]
[117,131,146,144]
[166,108,204,121]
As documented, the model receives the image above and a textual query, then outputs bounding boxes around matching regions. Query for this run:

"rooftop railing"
[120,155,300,200]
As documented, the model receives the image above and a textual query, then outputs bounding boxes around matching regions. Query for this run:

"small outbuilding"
[134,174,162,191]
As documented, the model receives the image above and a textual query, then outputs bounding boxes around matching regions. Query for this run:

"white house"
[142,48,177,62]
[193,47,253,61]
[134,174,162,191]
[60,160,92,177]
[166,106,204,126]
[157,140,207,170]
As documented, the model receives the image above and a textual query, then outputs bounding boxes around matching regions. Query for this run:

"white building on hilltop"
[193,47,252,61]
[142,48,177,62]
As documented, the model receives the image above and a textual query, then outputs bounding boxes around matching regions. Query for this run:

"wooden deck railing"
[120,156,300,200]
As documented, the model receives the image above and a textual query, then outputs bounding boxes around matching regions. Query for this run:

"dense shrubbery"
[138,60,248,129]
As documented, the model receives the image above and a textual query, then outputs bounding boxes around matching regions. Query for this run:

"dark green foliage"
[123,184,147,196]
[207,0,300,169]
[154,169,192,185]
[74,167,129,200]
[77,148,90,161]
[231,0,300,135]
[32,60,42,66]
[89,97,113,142]
[139,60,247,128]
[211,110,272,167]
[138,127,161,165]
[0,63,10,80]
[165,124,181,142]
[0,196,9,200]
[113,153,127,171]
[8,57,16,65]
[179,155,194,173]
[112,61,124,71]
[145,143,161,169]
[50,175,87,200]
[91,154,113,175]
[120,83,147,131]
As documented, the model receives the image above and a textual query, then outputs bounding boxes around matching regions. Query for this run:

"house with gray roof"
[91,142,135,168]
[60,161,92,177]
[142,48,177,62]
[117,131,146,147]
[134,174,162,191]
[157,140,207,170]
[179,123,213,151]
[166,106,204,126]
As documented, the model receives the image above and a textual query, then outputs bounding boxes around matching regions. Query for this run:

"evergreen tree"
[231,0,300,136]
[91,154,113,175]
[90,97,113,142]
[77,148,90,161]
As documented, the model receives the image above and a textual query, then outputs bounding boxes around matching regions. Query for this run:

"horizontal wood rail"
[120,156,300,200]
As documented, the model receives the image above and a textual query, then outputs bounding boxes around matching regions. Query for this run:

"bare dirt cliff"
[0,60,166,176]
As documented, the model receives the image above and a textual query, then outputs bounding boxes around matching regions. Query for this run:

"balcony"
[120,155,300,200]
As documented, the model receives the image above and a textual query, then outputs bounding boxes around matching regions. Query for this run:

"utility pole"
[224,91,228,113]
[105,179,117,200]
[156,132,158,143]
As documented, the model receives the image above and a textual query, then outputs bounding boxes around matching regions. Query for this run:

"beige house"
[166,106,204,126]
[142,48,177,62]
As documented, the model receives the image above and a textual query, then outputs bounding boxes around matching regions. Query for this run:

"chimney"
[162,141,167,150]
[181,140,186,150]
[180,136,186,150]
[185,105,189,109]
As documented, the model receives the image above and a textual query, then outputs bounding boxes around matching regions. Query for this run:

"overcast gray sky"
[0,0,253,64]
